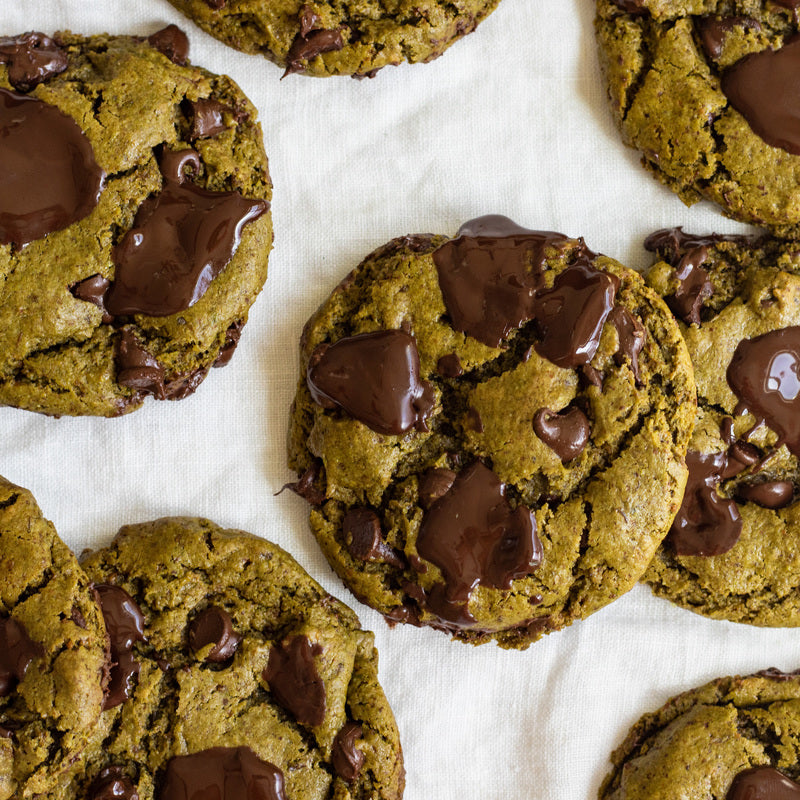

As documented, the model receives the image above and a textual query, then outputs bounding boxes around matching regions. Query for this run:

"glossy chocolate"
[70,274,113,323]
[533,406,591,462]
[88,767,139,800]
[0,617,42,697]
[307,329,435,436]
[736,479,794,508]
[147,25,189,66]
[161,747,286,800]
[281,461,325,506]
[726,766,800,800]
[116,329,166,400]
[187,98,230,140]
[213,321,243,368]
[0,88,104,246]
[332,722,364,783]
[106,149,267,317]
[722,36,800,155]
[189,606,241,663]
[284,27,344,75]
[418,468,456,510]
[437,353,463,378]
[416,461,542,625]
[727,326,800,457]
[342,508,404,568]
[432,215,567,348]
[697,17,761,60]
[95,584,146,710]
[669,450,742,556]
[644,227,756,263]
[667,247,713,325]
[0,32,67,92]
[264,635,325,727]
[608,305,645,383]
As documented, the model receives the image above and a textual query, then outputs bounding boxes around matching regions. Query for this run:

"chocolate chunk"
[164,367,208,400]
[432,215,568,348]
[756,667,800,680]
[727,326,800,457]
[0,617,42,697]
[70,274,113,323]
[284,27,344,76]
[669,450,742,556]
[697,17,761,61]
[418,468,456,510]
[465,407,484,433]
[189,606,242,663]
[147,25,189,66]
[203,0,227,7]
[332,722,364,783]
[608,305,645,383]
[437,353,463,378]
[0,32,68,92]
[187,98,230,140]
[116,329,166,400]
[533,406,591,462]
[415,461,542,626]
[612,0,647,12]
[161,747,286,800]
[106,149,267,317]
[95,584,146,710]
[644,228,757,263]
[736,480,794,509]
[280,461,326,506]
[88,767,139,800]
[342,508,405,568]
[726,767,800,800]
[264,635,325,727]
[722,439,761,478]
[722,36,800,155]
[71,604,88,629]
[666,247,713,325]
[0,88,105,246]
[307,329,435,436]
[212,321,243,368]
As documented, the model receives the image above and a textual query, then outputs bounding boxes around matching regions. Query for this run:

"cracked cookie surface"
[287,216,695,649]
[599,670,800,800]
[595,0,800,234]
[163,0,501,78]
[0,29,272,417]
[59,517,403,800]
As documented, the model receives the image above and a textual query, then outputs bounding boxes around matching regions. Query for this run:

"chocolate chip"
[0,32,68,92]
[343,508,405,568]
[188,607,241,663]
[147,25,189,66]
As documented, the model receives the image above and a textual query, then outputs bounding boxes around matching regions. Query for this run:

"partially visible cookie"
[62,517,403,800]
[595,0,800,234]
[644,228,800,626]
[0,28,272,416]
[0,476,107,800]
[163,0,502,78]
[600,670,800,800]
[287,215,695,648]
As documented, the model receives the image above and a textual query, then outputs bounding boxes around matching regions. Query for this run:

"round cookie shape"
[595,0,800,234]
[600,671,800,800]
[287,216,696,648]
[0,29,273,416]
[64,517,403,800]
[0,476,108,800]
[644,228,800,626]
[161,0,502,78]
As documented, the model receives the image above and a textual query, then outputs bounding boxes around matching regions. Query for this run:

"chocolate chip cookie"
[644,228,800,626]
[595,0,800,234]
[286,215,696,649]
[0,476,108,800]
[163,0,502,78]
[0,28,272,416]
[61,517,403,800]
[600,670,800,800]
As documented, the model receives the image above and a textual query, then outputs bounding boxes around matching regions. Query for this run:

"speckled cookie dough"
[644,228,800,626]
[286,215,696,649]
[0,476,108,800]
[162,0,502,78]
[595,0,800,234]
[60,517,403,800]
[600,670,800,800]
[0,28,272,417]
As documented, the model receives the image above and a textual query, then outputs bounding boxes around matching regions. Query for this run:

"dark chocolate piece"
[342,508,405,568]
[612,0,647,12]
[437,353,463,378]
[755,667,800,680]
[0,617,42,697]
[736,480,794,508]
[187,98,230,140]
[307,329,435,436]
[106,149,267,317]
[70,274,113,323]
[189,606,242,663]
[284,27,344,76]
[116,329,166,400]
[204,0,227,8]
[147,25,189,66]
[532,406,591,462]
[264,635,325,727]
[432,215,567,348]
[726,767,800,800]
[697,17,761,60]
[644,228,757,262]
[721,439,761,478]
[418,468,456,510]
[465,407,484,433]
[95,584,146,710]
[212,321,243,368]
[88,767,139,800]
[608,305,646,383]
[161,747,286,800]
[0,88,105,246]
[281,461,326,506]
[667,247,713,325]
[0,32,67,92]
[332,722,364,783]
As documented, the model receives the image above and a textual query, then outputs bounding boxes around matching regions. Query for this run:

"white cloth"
[0,2,794,798]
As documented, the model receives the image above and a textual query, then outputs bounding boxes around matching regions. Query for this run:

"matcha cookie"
[162,0,502,78]
[61,517,403,800]
[600,670,800,800]
[644,228,800,626]
[0,476,108,800]
[0,28,272,416]
[595,0,800,234]
[287,215,696,649]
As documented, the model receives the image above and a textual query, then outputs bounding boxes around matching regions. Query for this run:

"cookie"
[286,215,696,649]
[0,28,272,416]
[600,670,800,800]
[0,476,108,800]
[595,0,800,234]
[61,517,403,800]
[162,0,501,78]
[644,228,800,626]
